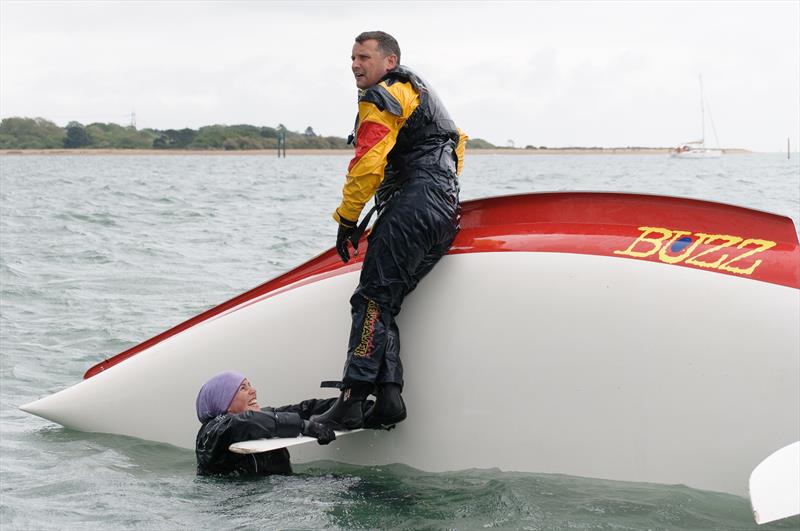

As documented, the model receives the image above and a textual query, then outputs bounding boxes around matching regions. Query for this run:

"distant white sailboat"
[672,75,723,158]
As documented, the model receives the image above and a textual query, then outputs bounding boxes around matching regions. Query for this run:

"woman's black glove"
[301,420,336,445]
[335,217,358,263]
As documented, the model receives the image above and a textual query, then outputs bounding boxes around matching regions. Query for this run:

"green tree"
[466,138,496,149]
[172,128,196,148]
[0,116,356,150]
[0,117,64,148]
[191,125,229,149]
[259,126,277,139]
[64,122,91,148]
[78,123,156,149]
[118,126,158,149]
[153,128,197,149]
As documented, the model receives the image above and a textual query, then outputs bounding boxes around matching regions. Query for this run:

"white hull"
[671,150,723,159]
[21,250,800,495]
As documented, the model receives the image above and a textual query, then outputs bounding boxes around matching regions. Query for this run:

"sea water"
[1,153,798,530]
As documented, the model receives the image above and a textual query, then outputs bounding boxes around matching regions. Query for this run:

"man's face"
[351,39,397,89]
[227,378,260,414]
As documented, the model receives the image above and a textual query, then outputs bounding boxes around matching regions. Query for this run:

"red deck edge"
[84,192,800,379]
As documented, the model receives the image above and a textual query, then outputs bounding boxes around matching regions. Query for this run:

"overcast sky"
[1,1,798,152]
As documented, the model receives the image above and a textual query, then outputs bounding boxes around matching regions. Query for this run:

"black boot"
[363,383,406,430]
[310,383,372,430]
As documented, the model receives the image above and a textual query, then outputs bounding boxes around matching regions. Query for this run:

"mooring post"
[277,131,286,158]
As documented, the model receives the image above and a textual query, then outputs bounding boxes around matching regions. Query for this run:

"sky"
[1,0,798,152]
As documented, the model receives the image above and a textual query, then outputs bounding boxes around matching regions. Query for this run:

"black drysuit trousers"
[342,173,460,387]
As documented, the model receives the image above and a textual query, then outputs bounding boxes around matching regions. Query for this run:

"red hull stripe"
[84,192,800,379]
[348,121,390,172]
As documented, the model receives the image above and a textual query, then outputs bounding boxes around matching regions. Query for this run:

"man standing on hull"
[312,31,467,430]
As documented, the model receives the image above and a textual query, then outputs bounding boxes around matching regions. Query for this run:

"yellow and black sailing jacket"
[333,65,468,225]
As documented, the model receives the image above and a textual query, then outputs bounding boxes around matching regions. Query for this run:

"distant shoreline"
[0,148,753,156]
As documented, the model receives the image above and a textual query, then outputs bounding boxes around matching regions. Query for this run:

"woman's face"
[227,378,260,414]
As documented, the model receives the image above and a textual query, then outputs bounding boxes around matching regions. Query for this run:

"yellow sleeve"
[455,128,468,176]
[333,81,419,224]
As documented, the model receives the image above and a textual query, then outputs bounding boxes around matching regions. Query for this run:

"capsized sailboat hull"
[21,192,800,496]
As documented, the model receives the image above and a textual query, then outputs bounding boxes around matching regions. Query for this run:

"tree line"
[0,118,352,150]
[0,117,499,150]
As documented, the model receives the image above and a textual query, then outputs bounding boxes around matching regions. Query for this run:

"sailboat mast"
[699,74,705,145]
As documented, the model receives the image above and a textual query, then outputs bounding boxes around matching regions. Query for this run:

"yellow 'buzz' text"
[613,226,776,275]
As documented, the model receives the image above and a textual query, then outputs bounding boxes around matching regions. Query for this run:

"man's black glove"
[335,216,358,263]
[302,420,336,445]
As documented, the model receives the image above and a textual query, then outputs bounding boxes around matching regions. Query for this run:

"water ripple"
[1,153,798,530]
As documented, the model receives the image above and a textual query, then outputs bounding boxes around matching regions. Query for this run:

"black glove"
[302,420,336,445]
[335,217,358,263]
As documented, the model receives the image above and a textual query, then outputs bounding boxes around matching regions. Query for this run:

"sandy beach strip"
[0,148,751,156]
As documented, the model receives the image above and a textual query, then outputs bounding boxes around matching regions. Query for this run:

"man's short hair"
[355,31,401,64]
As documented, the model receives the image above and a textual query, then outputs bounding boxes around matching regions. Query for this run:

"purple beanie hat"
[196,371,245,422]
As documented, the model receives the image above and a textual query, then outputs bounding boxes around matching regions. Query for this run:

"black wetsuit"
[336,65,464,388]
[195,398,336,476]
